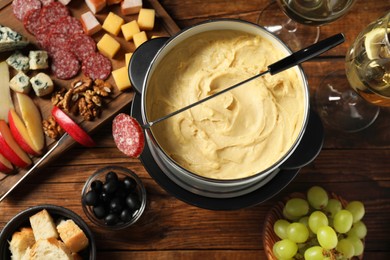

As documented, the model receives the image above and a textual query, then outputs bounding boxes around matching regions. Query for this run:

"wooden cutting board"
[0,0,180,200]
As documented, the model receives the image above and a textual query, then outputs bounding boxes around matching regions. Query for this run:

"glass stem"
[284,18,298,33]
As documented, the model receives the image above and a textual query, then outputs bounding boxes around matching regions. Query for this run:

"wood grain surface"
[1,0,390,259]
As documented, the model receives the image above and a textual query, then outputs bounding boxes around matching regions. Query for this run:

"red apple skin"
[0,154,13,173]
[0,120,32,168]
[51,106,96,147]
[8,109,41,156]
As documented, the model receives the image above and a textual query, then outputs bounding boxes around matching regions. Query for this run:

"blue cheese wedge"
[30,72,54,97]
[29,50,49,70]
[6,51,29,72]
[9,71,31,94]
[0,25,29,52]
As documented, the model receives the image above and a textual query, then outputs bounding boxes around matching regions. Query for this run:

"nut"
[42,115,64,140]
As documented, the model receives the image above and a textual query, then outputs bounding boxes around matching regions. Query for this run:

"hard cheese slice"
[0,61,14,123]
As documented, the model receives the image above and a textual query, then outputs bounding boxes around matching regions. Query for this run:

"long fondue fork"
[143,33,345,129]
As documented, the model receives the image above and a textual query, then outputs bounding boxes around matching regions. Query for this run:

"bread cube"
[57,219,89,253]
[29,209,58,241]
[30,238,73,260]
[9,227,35,260]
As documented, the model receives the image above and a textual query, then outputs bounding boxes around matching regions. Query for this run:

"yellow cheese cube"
[133,31,147,48]
[121,20,140,41]
[125,52,133,68]
[97,34,120,58]
[137,8,155,30]
[112,67,131,91]
[102,12,125,36]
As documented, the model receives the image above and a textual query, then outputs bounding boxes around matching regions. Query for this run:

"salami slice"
[39,2,69,28]
[50,16,84,35]
[81,52,112,80]
[46,33,70,54]
[112,113,145,158]
[23,8,42,35]
[67,33,96,61]
[35,33,51,50]
[12,0,41,21]
[51,50,80,79]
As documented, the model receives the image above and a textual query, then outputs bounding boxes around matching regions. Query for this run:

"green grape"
[333,209,353,233]
[272,239,298,259]
[299,216,315,237]
[347,235,364,256]
[287,222,309,243]
[274,219,290,239]
[304,246,325,260]
[309,211,328,234]
[347,221,367,239]
[317,226,338,250]
[284,198,309,218]
[336,238,355,258]
[283,207,299,221]
[346,201,365,223]
[307,186,329,209]
[324,198,342,218]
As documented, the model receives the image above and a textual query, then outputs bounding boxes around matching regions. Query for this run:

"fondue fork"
[143,33,345,129]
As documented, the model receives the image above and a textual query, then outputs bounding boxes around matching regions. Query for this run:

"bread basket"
[263,192,364,260]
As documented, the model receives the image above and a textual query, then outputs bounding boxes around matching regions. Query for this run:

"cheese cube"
[30,73,54,97]
[29,50,48,70]
[112,67,131,91]
[133,31,147,48]
[80,11,102,36]
[121,21,140,41]
[85,0,106,14]
[121,0,142,15]
[125,52,133,68]
[6,51,29,72]
[97,34,120,58]
[9,71,31,94]
[137,8,155,30]
[102,12,124,36]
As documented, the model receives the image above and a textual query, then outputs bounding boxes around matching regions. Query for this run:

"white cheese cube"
[80,11,102,36]
[29,50,49,70]
[30,72,54,97]
[9,71,31,94]
[121,0,142,15]
[6,51,29,72]
[58,0,72,5]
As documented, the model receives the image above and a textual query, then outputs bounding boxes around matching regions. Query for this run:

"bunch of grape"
[271,186,366,260]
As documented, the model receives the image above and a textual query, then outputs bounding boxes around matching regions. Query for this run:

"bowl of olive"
[81,166,147,230]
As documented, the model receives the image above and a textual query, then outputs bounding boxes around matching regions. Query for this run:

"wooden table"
[1,0,390,259]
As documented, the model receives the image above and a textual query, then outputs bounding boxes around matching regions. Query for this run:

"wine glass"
[315,11,390,132]
[257,0,357,51]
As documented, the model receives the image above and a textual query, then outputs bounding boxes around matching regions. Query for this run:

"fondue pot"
[129,19,317,199]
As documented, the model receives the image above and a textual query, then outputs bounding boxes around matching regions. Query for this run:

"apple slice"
[0,153,13,173]
[15,93,45,153]
[8,109,41,156]
[51,106,96,147]
[0,120,32,168]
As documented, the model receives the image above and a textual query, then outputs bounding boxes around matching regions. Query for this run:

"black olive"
[105,171,118,182]
[84,190,99,206]
[93,205,107,219]
[100,191,111,203]
[114,185,127,199]
[120,209,133,222]
[103,180,119,194]
[125,193,141,211]
[123,176,137,191]
[105,213,120,226]
[90,180,103,192]
[110,197,124,213]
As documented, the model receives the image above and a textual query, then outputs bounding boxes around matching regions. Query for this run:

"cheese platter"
[0,0,180,201]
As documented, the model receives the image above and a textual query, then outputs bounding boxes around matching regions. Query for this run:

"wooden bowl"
[263,192,364,260]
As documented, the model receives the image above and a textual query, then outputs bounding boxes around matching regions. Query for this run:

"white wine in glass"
[258,0,356,50]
